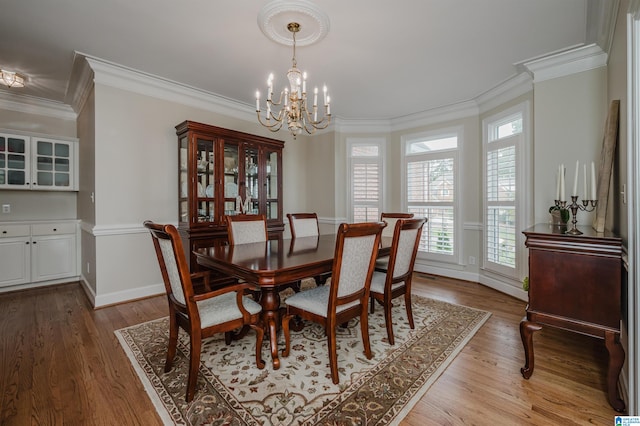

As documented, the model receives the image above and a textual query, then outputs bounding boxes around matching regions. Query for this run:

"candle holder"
[555,196,597,235]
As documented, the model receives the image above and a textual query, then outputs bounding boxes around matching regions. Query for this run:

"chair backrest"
[386,217,427,281]
[287,213,320,238]
[330,221,386,308]
[144,221,195,313]
[226,214,268,245]
[380,212,414,238]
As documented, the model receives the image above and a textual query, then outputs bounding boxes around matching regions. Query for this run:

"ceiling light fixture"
[256,22,331,138]
[0,69,26,88]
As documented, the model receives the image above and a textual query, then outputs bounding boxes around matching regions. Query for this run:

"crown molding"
[476,72,533,114]
[66,52,95,114]
[332,117,392,134]
[81,54,256,122]
[390,100,479,132]
[521,43,607,83]
[0,91,76,120]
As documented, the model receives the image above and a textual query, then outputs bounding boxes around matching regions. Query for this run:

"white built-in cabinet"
[0,131,79,191]
[0,221,79,288]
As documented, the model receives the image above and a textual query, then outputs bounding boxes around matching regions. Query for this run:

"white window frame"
[401,126,462,264]
[347,138,385,223]
[482,101,531,281]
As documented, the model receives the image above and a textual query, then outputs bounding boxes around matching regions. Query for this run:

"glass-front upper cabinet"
[244,146,260,215]
[178,132,217,227]
[0,134,29,188]
[32,138,75,190]
[223,142,240,216]
[0,133,78,191]
[265,149,279,220]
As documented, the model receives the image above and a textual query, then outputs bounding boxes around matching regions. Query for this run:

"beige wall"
[533,67,607,225]
[607,0,628,243]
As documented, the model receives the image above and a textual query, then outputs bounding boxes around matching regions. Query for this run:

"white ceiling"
[0,1,600,121]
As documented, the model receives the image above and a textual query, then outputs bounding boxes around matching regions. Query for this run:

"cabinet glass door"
[265,149,279,220]
[223,143,240,216]
[196,138,215,223]
[0,134,29,188]
[33,139,72,189]
[178,136,189,224]
[244,146,259,215]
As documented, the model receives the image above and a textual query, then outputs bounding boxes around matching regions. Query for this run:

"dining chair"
[144,220,265,402]
[281,221,386,384]
[376,212,415,271]
[287,213,320,238]
[369,217,427,345]
[226,214,268,245]
[287,212,330,286]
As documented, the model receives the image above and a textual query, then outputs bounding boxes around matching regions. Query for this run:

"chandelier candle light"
[555,161,598,235]
[256,22,331,138]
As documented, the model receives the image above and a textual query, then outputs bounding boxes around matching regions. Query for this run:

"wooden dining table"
[194,234,390,369]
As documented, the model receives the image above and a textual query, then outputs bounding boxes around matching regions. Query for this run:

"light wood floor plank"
[0,275,622,425]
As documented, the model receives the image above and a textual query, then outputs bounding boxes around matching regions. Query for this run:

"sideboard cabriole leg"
[604,330,626,412]
[520,318,542,379]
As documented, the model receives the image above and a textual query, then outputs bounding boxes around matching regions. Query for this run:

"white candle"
[556,165,560,200]
[255,91,260,112]
[326,95,330,115]
[591,161,597,200]
[302,72,307,94]
[313,87,318,107]
[560,163,565,201]
[583,164,587,199]
[323,85,327,105]
[572,160,579,196]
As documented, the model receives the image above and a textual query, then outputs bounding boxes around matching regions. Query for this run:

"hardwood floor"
[0,275,622,425]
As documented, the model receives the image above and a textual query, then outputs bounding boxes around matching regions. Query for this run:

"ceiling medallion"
[257,0,330,47]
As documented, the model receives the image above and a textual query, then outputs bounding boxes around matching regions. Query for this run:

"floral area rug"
[115,293,490,425]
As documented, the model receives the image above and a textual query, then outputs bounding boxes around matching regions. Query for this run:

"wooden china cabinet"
[175,120,284,272]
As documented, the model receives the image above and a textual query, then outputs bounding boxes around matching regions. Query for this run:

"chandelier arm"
[301,105,331,129]
[257,111,284,131]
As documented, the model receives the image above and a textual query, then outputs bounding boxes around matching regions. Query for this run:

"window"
[483,104,528,279]
[403,129,460,262]
[348,139,383,222]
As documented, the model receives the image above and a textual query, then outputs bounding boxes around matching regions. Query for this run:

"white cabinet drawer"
[31,223,76,236]
[0,224,30,238]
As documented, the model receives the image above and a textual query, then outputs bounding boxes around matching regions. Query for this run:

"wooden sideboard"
[520,224,625,412]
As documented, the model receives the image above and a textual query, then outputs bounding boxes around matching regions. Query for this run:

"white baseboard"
[479,274,528,302]
[0,276,80,294]
[80,275,165,308]
[413,263,480,283]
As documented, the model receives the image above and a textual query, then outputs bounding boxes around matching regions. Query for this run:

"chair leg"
[404,291,415,329]
[384,296,395,345]
[360,308,373,360]
[370,295,375,313]
[164,313,178,373]
[186,331,202,403]
[281,314,292,357]
[250,323,266,369]
[328,324,339,384]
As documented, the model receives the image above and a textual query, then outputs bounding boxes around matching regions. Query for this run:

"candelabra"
[555,196,597,235]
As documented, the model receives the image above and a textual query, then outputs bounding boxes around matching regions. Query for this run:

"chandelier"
[256,22,331,138]
[0,69,25,88]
